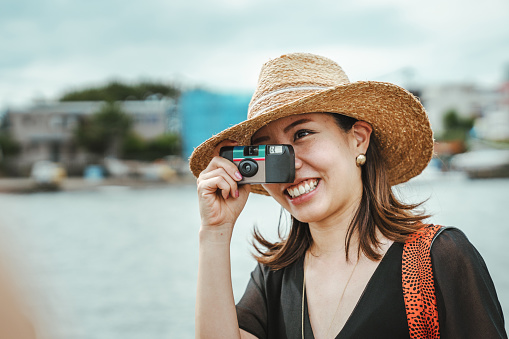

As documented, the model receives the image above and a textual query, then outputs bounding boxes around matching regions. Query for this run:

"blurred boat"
[450,149,509,179]
[30,160,67,189]
[408,158,467,183]
[103,157,130,178]
[84,165,105,183]
[103,157,176,182]
[137,162,176,182]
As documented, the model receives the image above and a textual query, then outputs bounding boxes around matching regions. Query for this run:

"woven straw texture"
[189,53,434,195]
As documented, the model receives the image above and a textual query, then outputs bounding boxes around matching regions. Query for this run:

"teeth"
[287,179,319,198]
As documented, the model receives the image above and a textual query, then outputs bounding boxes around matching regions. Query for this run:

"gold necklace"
[301,252,360,339]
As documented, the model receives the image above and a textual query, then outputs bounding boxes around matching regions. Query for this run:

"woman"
[190,53,507,338]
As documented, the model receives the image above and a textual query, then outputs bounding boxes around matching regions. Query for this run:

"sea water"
[0,175,507,338]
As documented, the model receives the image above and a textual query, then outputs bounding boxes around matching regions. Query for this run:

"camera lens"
[238,159,258,177]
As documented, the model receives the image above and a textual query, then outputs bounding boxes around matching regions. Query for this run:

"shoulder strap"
[402,224,443,339]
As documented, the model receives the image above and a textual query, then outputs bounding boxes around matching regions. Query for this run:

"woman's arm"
[197,238,258,339]
[432,228,507,339]
[197,234,258,339]
[195,144,252,339]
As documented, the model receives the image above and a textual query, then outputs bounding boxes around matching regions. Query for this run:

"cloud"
[1,0,508,107]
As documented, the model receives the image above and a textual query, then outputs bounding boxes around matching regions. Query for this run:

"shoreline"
[0,174,197,194]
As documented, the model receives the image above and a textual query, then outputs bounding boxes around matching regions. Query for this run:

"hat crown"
[248,53,350,119]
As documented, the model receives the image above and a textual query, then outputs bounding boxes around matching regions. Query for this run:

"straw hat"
[189,53,433,195]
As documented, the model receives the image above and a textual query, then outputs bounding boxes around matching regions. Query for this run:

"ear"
[352,121,372,154]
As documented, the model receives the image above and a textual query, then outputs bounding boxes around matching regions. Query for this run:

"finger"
[199,168,238,198]
[199,175,234,201]
[212,140,242,180]
[203,156,243,182]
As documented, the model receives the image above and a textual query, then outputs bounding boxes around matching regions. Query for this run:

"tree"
[0,133,20,160]
[60,81,179,102]
[0,114,20,160]
[74,102,132,157]
[122,132,147,159]
[122,132,181,161]
[438,109,475,142]
[147,133,181,158]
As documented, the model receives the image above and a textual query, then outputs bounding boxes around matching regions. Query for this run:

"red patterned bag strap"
[402,224,443,339]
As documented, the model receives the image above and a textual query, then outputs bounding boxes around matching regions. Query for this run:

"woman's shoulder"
[405,224,474,255]
[430,226,491,277]
[250,258,303,287]
[403,224,486,274]
[431,226,478,259]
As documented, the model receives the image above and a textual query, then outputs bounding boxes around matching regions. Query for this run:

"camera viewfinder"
[244,146,259,157]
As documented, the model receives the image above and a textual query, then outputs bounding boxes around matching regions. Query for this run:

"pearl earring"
[356,154,366,167]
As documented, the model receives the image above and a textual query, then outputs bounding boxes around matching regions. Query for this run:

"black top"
[236,228,507,339]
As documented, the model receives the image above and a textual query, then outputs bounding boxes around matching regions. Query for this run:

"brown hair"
[252,113,429,270]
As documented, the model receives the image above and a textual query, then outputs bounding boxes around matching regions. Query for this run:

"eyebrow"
[283,118,312,133]
[251,118,312,145]
[251,135,269,145]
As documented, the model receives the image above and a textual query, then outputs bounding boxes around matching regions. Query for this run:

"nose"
[294,151,303,170]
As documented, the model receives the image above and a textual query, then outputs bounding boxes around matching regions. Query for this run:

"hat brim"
[189,80,434,195]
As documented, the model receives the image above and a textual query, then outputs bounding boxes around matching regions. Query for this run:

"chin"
[289,207,328,224]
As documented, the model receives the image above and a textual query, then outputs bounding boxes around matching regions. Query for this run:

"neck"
[307,194,361,259]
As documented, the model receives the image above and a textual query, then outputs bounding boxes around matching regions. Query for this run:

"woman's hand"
[197,141,250,241]
[195,141,252,338]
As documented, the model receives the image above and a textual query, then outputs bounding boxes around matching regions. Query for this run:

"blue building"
[180,89,252,159]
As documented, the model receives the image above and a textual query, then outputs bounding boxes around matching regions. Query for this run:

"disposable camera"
[220,145,295,184]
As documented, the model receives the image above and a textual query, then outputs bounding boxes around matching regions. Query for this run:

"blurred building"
[420,84,490,132]
[2,89,254,176]
[420,83,509,139]
[180,89,251,159]
[4,84,507,177]
[2,99,177,175]
[498,81,509,110]
[474,81,509,142]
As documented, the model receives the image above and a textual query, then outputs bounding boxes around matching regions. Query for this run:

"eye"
[294,129,314,141]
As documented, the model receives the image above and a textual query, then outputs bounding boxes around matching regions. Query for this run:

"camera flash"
[269,145,283,154]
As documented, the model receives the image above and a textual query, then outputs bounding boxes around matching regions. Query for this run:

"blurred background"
[0,0,508,338]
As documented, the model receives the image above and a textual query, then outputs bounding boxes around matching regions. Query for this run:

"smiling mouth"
[286,179,319,199]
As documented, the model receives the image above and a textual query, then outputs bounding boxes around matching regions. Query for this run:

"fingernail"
[235,190,239,198]
[235,171,242,180]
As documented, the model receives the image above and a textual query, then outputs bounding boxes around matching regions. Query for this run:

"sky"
[1,0,509,109]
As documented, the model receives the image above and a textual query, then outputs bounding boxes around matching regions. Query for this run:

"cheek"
[319,147,357,180]
[308,144,345,170]
[262,183,280,198]
[262,184,288,203]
